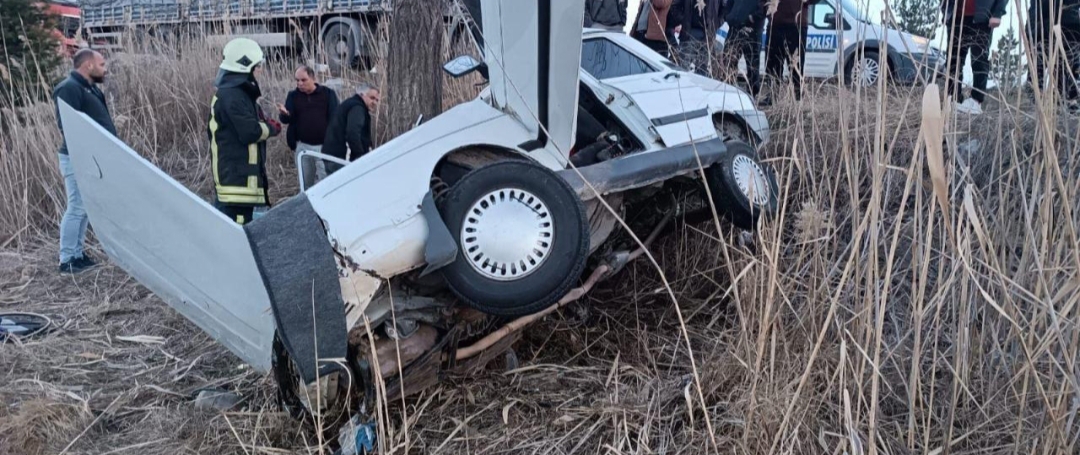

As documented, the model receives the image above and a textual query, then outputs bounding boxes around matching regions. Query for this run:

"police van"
[716,0,945,86]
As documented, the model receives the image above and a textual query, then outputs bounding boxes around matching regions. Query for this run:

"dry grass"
[3,22,1080,455]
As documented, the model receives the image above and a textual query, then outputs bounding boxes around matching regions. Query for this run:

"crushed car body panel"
[57,100,276,372]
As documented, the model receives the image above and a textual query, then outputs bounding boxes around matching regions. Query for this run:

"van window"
[580,38,657,80]
[811,2,847,30]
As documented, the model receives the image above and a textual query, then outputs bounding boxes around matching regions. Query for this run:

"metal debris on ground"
[192,388,245,411]
[0,312,53,342]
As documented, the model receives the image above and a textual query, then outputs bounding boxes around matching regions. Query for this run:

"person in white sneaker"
[941,0,1006,115]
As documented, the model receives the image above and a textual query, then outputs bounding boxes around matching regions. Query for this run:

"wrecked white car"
[57,0,777,432]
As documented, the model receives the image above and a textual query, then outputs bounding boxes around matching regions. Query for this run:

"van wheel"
[705,141,779,230]
[846,51,885,87]
[438,161,589,317]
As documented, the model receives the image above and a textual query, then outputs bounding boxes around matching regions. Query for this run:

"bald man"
[53,48,116,274]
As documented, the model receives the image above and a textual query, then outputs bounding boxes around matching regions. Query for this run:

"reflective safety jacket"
[208,71,278,206]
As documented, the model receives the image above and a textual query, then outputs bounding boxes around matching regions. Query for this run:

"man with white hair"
[321,82,380,175]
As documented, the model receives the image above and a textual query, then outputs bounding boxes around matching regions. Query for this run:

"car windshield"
[839,0,873,23]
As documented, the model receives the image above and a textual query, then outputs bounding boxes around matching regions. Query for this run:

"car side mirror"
[443,55,485,78]
[823,13,838,29]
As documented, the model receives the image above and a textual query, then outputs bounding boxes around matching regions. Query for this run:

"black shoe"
[74,255,98,269]
[59,258,86,274]
[757,96,772,107]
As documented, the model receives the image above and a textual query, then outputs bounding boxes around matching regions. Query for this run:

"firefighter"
[208,37,282,225]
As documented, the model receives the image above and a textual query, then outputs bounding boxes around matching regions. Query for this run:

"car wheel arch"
[711,113,759,147]
[839,41,898,83]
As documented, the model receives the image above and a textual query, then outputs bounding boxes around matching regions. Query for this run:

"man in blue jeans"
[53,49,116,274]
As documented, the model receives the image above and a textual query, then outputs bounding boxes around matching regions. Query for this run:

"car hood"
[598,74,718,146]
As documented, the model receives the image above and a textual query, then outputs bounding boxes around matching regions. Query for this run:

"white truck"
[717,0,945,86]
[59,0,777,436]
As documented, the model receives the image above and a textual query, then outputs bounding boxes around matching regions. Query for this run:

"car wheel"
[438,160,589,317]
[846,51,884,87]
[705,141,779,230]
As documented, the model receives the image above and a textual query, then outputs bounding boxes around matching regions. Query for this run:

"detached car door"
[57,101,276,372]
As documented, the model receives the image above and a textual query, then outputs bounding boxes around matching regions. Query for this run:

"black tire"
[322,23,356,73]
[438,160,589,317]
[845,50,885,87]
[705,141,779,230]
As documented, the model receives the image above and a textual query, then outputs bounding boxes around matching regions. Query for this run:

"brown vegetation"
[2,25,1080,455]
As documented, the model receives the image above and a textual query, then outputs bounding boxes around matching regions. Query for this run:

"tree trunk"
[387,0,445,138]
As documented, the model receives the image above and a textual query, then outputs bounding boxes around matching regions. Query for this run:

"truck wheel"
[323,23,356,73]
[438,161,589,317]
[705,141,779,230]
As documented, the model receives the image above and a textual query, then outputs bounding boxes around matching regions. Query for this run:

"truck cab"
[717,0,945,87]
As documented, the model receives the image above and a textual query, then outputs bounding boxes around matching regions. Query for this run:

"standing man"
[278,65,339,188]
[630,0,674,56]
[1026,0,1080,114]
[668,0,724,76]
[722,0,768,103]
[585,0,629,31]
[942,0,1007,115]
[207,37,281,225]
[322,83,381,175]
[53,49,116,274]
[765,0,812,101]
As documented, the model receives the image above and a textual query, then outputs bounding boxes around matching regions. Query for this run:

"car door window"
[811,2,848,31]
[580,38,658,80]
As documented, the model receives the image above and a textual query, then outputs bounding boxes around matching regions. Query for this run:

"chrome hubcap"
[732,155,770,206]
[854,58,880,86]
[461,189,553,281]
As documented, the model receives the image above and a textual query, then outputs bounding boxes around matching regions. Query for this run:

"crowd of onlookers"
[588,0,1079,114]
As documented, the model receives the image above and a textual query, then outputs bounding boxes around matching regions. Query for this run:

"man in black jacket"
[53,49,116,274]
[669,0,724,76]
[722,0,767,101]
[208,38,281,225]
[942,0,1007,115]
[1027,0,1080,114]
[585,0,628,31]
[277,65,339,188]
[322,83,380,175]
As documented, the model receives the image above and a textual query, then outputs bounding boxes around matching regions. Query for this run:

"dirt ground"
[1,224,743,455]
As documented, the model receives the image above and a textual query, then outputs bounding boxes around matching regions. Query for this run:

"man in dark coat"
[322,83,381,175]
[722,0,768,101]
[585,0,629,31]
[942,0,1007,115]
[52,49,116,274]
[1026,0,1080,114]
[668,0,725,76]
[765,0,812,100]
[207,38,282,225]
[277,65,339,188]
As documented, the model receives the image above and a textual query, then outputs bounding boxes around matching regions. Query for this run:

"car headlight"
[909,36,930,52]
